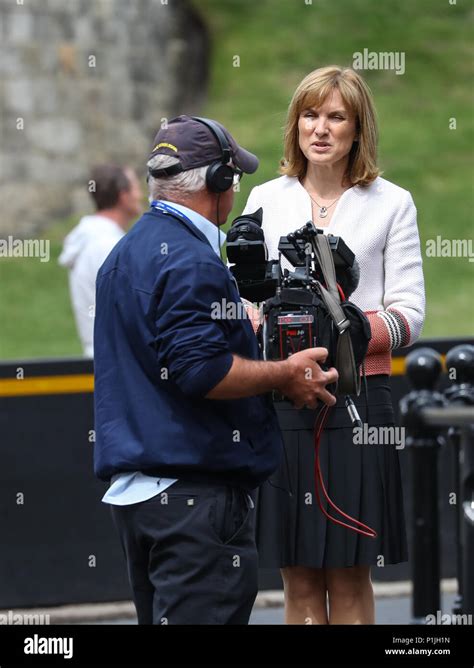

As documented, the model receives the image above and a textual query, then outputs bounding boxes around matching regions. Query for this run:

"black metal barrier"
[0,359,128,608]
[0,337,472,608]
[400,344,474,622]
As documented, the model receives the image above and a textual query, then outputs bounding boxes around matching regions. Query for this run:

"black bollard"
[445,344,474,616]
[400,347,445,623]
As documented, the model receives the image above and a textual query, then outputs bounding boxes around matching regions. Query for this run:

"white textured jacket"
[242,175,426,375]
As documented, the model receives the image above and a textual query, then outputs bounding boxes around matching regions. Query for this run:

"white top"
[58,215,125,357]
[242,175,425,349]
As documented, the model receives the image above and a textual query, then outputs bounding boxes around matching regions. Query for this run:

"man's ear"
[117,188,129,207]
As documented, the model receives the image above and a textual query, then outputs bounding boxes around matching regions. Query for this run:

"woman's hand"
[241,297,262,334]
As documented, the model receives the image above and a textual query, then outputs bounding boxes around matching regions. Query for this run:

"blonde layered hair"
[280,66,380,187]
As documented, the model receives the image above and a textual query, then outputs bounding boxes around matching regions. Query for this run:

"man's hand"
[279,347,338,409]
[206,347,337,406]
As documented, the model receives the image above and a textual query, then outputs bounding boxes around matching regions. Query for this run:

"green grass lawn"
[195,0,474,338]
[0,0,472,360]
[0,217,83,360]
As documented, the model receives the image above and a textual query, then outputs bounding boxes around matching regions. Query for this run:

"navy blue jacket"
[93,207,283,489]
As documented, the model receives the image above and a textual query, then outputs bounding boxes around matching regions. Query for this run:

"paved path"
[87,592,458,625]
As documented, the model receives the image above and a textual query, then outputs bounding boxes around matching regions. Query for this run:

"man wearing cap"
[93,115,337,625]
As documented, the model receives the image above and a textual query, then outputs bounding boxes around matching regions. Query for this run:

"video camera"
[227,208,371,398]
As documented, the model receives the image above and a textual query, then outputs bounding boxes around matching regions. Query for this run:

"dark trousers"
[110,479,258,624]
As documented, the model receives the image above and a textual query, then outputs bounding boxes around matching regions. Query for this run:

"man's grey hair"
[147,155,208,202]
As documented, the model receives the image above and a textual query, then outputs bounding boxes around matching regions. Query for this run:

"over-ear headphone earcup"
[206,162,235,193]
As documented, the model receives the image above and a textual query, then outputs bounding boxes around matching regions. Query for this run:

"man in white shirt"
[59,164,143,356]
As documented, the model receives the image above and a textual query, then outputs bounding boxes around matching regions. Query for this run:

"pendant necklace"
[307,191,342,219]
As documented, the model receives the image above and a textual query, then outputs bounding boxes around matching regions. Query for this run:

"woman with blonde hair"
[242,66,425,624]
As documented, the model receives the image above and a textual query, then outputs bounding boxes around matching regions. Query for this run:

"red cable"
[336,283,345,302]
[313,404,377,538]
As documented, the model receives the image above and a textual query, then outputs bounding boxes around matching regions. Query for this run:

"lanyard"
[150,200,195,228]
[150,199,239,292]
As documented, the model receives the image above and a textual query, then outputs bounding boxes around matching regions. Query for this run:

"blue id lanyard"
[150,200,195,227]
[149,199,242,298]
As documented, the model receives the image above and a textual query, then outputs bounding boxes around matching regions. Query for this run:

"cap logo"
[153,142,178,152]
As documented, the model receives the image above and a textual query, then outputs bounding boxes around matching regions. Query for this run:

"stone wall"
[0,0,208,235]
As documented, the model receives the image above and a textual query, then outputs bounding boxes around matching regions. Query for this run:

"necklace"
[306,191,342,219]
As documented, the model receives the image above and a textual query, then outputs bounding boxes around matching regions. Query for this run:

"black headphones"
[191,116,236,193]
[147,117,237,194]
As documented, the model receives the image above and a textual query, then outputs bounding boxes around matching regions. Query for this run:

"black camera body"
[226,208,280,302]
[227,209,371,396]
[227,209,359,304]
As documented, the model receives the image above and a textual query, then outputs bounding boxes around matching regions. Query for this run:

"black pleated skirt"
[256,375,408,569]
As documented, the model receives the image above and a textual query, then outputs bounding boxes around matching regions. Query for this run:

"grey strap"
[336,330,361,395]
[312,233,361,396]
[313,233,340,304]
[315,281,350,336]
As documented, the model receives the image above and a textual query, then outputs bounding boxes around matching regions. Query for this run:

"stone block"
[4,79,34,113]
[0,0,209,235]
[27,118,82,154]
[6,9,34,42]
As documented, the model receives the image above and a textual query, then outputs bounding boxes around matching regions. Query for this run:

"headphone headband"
[148,116,236,192]
[191,116,232,166]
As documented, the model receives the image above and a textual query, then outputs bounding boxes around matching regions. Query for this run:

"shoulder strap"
[313,233,340,304]
[312,234,361,396]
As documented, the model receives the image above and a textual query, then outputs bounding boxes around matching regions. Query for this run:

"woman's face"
[298,89,358,168]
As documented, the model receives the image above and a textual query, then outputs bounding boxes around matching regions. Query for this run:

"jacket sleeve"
[365,191,425,354]
[153,261,235,398]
